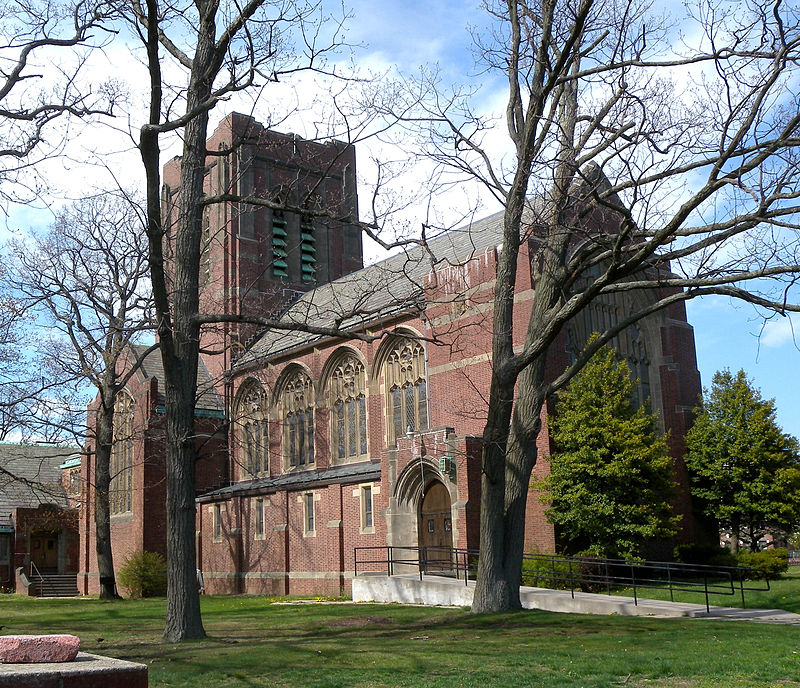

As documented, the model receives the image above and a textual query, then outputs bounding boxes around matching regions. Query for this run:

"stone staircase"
[28,573,79,597]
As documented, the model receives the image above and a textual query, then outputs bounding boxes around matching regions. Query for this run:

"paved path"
[353,573,800,624]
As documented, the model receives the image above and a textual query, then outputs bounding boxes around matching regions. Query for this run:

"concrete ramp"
[352,573,800,623]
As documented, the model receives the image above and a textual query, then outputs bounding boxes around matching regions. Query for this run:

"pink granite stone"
[0,635,80,663]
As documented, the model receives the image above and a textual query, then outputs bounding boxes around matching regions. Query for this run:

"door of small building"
[30,532,59,573]
[418,481,453,574]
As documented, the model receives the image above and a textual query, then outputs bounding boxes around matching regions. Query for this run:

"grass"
[607,568,800,613]
[1,595,800,687]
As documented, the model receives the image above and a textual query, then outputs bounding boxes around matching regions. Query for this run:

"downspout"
[284,491,290,595]
[421,311,431,430]
[196,498,203,593]
[237,494,245,594]
[338,485,345,596]
[83,448,92,594]
[419,313,431,503]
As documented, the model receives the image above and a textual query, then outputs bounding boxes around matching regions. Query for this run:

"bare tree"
[395,0,800,611]
[0,0,118,202]
[129,0,377,641]
[7,192,154,599]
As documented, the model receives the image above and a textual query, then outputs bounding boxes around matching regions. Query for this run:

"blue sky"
[6,0,799,438]
[340,0,800,437]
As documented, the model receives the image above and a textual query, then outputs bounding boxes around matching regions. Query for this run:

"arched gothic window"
[565,294,652,409]
[110,392,134,514]
[385,339,428,443]
[235,380,268,478]
[283,371,315,468]
[330,355,368,461]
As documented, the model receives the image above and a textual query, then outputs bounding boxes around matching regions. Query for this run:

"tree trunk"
[748,523,760,552]
[730,515,740,554]
[472,441,513,611]
[162,373,204,640]
[160,5,218,640]
[160,123,209,641]
[94,393,121,600]
[470,179,528,612]
[470,30,580,610]
[502,361,547,607]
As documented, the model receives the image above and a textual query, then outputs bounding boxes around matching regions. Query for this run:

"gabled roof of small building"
[130,344,223,413]
[237,208,507,367]
[0,444,78,527]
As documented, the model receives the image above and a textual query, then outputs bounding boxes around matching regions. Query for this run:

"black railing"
[353,546,771,613]
[29,561,56,598]
[354,545,477,583]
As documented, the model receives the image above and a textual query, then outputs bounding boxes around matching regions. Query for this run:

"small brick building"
[0,444,81,593]
[79,113,704,596]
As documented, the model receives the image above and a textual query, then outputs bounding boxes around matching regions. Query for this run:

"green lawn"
[1,594,799,687]
[608,568,800,613]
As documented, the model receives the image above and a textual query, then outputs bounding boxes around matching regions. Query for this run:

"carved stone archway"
[385,456,456,573]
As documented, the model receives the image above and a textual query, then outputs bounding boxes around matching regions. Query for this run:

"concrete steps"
[29,573,79,598]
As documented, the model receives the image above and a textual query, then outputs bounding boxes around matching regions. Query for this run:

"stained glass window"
[283,371,315,469]
[330,355,368,461]
[385,339,429,444]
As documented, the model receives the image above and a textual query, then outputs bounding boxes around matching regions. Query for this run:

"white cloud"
[760,317,798,349]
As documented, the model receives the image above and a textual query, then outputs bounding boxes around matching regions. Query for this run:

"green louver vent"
[300,217,316,283]
[272,213,289,278]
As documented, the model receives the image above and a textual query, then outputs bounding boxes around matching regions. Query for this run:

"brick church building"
[78,113,703,596]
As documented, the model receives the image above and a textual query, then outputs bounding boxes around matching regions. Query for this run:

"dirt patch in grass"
[325,615,395,627]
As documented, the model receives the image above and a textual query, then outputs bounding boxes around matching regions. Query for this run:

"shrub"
[736,548,789,580]
[674,543,736,567]
[572,552,619,593]
[117,550,167,598]
[673,543,707,564]
[521,551,575,590]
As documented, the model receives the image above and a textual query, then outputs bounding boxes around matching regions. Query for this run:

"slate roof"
[0,444,79,527]
[236,208,507,367]
[197,460,381,502]
[131,344,223,413]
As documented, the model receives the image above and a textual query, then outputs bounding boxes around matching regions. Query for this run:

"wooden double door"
[418,481,453,572]
[30,532,59,573]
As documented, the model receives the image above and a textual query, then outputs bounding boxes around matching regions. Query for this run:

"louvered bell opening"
[301,263,316,282]
[273,247,289,277]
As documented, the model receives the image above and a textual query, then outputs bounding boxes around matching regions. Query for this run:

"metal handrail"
[29,561,49,598]
[353,546,771,613]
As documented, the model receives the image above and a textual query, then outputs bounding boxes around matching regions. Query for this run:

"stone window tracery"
[330,355,368,461]
[235,380,269,478]
[385,339,428,443]
[566,293,652,409]
[110,392,134,515]
[283,370,315,468]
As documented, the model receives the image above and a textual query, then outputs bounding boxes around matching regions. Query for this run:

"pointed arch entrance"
[418,480,453,572]
[388,458,458,574]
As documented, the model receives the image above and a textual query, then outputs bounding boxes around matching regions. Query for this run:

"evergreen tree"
[538,346,679,559]
[685,370,800,553]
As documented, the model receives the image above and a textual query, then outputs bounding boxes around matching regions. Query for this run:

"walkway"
[352,573,800,624]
